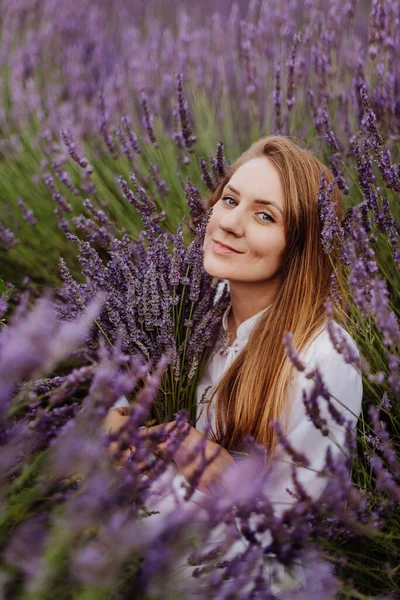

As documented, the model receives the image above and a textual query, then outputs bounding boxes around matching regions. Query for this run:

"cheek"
[251,233,286,261]
[205,211,218,238]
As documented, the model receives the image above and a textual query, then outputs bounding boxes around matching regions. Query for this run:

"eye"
[221,196,237,207]
[221,196,276,224]
[257,212,275,224]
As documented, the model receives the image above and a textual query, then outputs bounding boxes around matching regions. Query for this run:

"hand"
[146,422,235,496]
[103,407,130,465]
[103,408,156,470]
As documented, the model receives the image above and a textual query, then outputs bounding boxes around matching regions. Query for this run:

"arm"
[103,406,235,487]
[145,422,235,495]
[173,426,235,495]
[102,407,131,466]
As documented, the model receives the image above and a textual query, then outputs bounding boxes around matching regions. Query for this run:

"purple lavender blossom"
[324,298,362,369]
[140,89,158,146]
[199,157,215,191]
[0,222,18,249]
[98,92,118,158]
[17,198,37,225]
[61,129,93,173]
[301,370,330,436]
[273,63,282,134]
[317,171,342,254]
[282,332,306,372]
[121,115,141,154]
[286,33,301,132]
[176,73,197,150]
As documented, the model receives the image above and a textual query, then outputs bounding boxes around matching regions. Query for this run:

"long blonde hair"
[206,136,343,455]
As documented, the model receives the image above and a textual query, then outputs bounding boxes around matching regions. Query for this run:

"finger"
[196,483,213,496]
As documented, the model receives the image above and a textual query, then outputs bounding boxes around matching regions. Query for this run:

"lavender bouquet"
[55,176,230,425]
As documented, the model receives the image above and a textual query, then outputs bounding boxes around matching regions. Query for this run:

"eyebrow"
[225,184,283,215]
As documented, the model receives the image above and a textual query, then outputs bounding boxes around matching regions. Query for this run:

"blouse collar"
[221,302,272,345]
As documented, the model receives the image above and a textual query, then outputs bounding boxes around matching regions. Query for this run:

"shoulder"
[300,321,360,365]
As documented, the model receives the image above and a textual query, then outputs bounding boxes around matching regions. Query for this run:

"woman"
[108,136,362,501]
[106,136,362,589]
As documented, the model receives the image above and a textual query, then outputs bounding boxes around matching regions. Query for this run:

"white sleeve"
[110,395,130,409]
[263,328,363,518]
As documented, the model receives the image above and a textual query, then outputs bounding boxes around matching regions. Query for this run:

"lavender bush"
[0,0,399,597]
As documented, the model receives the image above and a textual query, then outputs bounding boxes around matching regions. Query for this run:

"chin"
[203,255,227,279]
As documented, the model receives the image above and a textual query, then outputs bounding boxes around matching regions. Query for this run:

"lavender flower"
[121,115,141,154]
[270,419,310,468]
[51,160,79,195]
[324,298,362,369]
[301,370,330,436]
[286,33,301,132]
[273,63,282,134]
[282,332,306,372]
[61,129,93,173]
[98,92,118,158]
[140,89,158,146]
[176,73,197,149]
[199,157,215,191]
[17,198,37,225]
[0,222,17,249]
[216,141,225,179]
[317,171,342,254]
[185,177,206,228]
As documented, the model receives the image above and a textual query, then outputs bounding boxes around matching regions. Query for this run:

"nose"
[218,206,244,237]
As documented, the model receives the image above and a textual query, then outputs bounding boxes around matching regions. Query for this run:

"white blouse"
[196,299,363,517]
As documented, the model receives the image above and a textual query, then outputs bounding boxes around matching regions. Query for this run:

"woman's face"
[203,156,286,285]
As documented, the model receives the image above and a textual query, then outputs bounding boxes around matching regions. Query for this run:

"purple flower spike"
[282,332,306,372]
[358,81,384,152]
[286,33,301,132]
[0,222,18,249]
[216,141,225,179]
[185,177,206,228]
[17,198,37,225]
[61,129,93,173]
[140,89,158,146]
[199,157,215,191]
[301,370,330,436]
[98,92,118,159]
[273,63,282,135]
[121,115,141,155]
[317,172,342,254]
[324,298,362,369]
[176,73,197,150]
[271,419,310,468]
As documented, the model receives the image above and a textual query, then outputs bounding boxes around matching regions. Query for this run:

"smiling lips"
[212,240,242,255]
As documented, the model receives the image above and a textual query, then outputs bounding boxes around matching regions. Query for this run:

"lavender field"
[0,0,399,598]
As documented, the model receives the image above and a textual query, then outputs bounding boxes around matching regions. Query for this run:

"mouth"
[212,240,243,255]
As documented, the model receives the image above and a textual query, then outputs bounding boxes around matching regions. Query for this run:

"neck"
[228,279,279,332]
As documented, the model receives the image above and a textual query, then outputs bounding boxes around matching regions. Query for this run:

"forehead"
[227,156,284,206]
